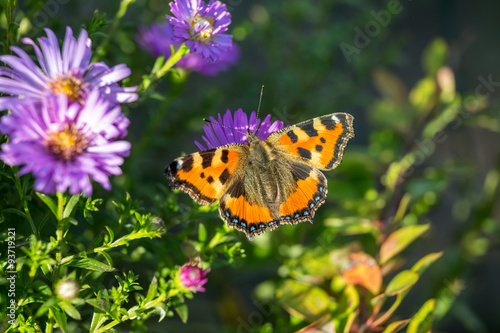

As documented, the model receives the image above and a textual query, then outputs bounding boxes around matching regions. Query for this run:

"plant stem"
[95,0,136,60]
[138,44,189,93]
[13,173,38,237]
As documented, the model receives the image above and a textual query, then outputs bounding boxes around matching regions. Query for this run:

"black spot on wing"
[202,150,215,169]
[181,155,194,172]
[287,130,298,143]
[207,176,214,183]
[200,172,205,178]
[221,149,229,163]
[315,145,323,152]
[301,124,318,137]
[219,168,231,185]
[297,147,312,160]
[320,137,326,143]
[321,118,336,130]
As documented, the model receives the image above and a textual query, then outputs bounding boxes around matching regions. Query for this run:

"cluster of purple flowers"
[0,27,137,196]
[138,0,238,76]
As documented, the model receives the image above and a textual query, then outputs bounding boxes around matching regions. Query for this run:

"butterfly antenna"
[257,85,264,120]
[203,118,247,136]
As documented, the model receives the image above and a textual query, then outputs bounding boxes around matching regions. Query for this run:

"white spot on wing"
[176,160,182,170]
[331,115,340,123]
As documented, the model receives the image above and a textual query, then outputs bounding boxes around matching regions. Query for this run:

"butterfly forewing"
[269,113,354,170]
[165,145,246,205]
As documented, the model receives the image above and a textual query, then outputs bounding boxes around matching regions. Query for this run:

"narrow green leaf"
[198,223,207,243]
[36,193,58,217]
[63,194,81,218]
[87,298,107,313]
[385,270,419,296]
[59,300,82,320]
[89,310,107,333]
[100,251,114,268]
[145,276,158,304]
[105,226,115,244]
[380,224,430,264]
[0,208,27,218]
[382,319,410,333]
[69,258,115,272]
[407,299,435,333]
[422,38,448,76]
[411,252,443,275]
[50,306,68,333]
[174,302,188,323]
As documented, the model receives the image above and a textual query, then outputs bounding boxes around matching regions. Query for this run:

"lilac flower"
[177,255,210,292]
[138,22,239,76]
[168,0,232,60]
[0,27,137,111]
[195,109,286,150]
[0,92,131,196]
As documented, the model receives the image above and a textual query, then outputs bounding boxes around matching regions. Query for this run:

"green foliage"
[1,0,499,332]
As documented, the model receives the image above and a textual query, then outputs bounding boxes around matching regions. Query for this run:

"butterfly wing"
[218,160,328,240]
[268,112,354,170]
[165,144,247,205]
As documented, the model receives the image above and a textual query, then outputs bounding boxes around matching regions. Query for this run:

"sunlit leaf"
[68,258,115,272]
[380,224,430,265]
[409,77,437,113]
[407,299,435,333]
[277,279,330,322]
[382,319,410,333]
[411,252,443,275]
[59,300,81,320]
[294,315,334,333]
[342,252,382,294]
[422,38,448,76]
[385,270,419,296]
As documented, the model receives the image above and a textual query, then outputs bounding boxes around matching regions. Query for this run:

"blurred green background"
[5,0,500,332]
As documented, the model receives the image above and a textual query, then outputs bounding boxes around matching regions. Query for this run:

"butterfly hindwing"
[218,160,328,240]
[279,162,328,225]
[218,174,278,240]
[165,145,246,205]
[269,112,354,170]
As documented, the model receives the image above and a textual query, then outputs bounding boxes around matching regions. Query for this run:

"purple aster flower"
[178,255,210,292]
[0,92,131,196]
[138,22,239,76]
[0,26,137,111]
[168,0,232,60]
[195,109,286,150]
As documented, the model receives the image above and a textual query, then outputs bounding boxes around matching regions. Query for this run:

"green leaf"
[0,208,27,218]
[105,226,115,244]
[59,300,81,320]
[100,251,114,268]
[89,310,107,333]
[50,306,68,333]
[198,223,207,243]
[145,276,158,304]
[411,252,443,275]
[382,319,410,333]
[87,298,107,313]
[409,77,437,113]
[422,38,448,76]
[63,194,81,218]
[407,299,435,333]
[385,270,419,296]
[68,258,115,272]
[276,279,330,322]
[380,224,430,264]
[174,301,188,324]
[36,193,58,217]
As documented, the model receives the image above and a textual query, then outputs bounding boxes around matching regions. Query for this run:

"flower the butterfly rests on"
[165,110,354,240]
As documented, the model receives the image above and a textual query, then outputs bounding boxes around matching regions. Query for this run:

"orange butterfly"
[165,113,354,240]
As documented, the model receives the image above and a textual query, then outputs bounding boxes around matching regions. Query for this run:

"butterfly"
[165,113,354,240]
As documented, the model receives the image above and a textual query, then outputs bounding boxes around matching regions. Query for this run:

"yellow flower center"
[191,15,215,42]
[45,124,89,161]
[48,73,86,103]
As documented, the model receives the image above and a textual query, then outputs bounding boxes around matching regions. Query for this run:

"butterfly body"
[165,113,354,240]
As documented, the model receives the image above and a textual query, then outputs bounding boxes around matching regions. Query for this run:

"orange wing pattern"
[218,162,327,240]
[278,163,327,225]
[165,145,246,204]
[269,113,354,170]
